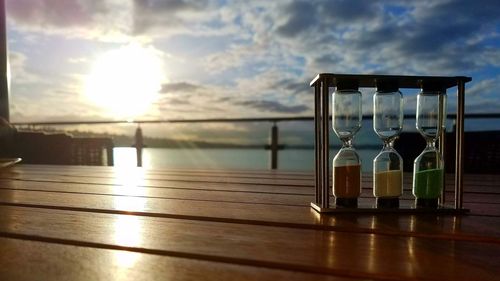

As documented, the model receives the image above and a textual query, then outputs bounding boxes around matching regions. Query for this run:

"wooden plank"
[0,176,314,195]
[14,164,313,176]
[0,179,311,206]
[12,165,313,180]
[4,166,313,186]
[0,188,499,240]
[12,164,500,183]
[3,170,500,207]
[14,172,312,187]
[1,178,499,209]
[0,237,346,281]
[5,166,500,194]
[10,165,500,189]
[1,165,499,279]
[0,206,498,280]
[3,171,500,198]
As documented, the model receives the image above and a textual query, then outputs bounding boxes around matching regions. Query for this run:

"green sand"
[413,168,443,198]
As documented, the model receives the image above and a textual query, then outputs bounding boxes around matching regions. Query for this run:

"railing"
[11,113,500,169]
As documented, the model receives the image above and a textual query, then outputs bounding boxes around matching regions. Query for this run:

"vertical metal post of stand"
[455,80,466,209]
[270,122,278,170]
[439,91,447,206]
[0,0,9,121]
[314,83,321,205]
[439,126,446,205]
[321,80,330,208]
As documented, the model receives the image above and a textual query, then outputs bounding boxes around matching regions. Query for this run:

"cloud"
[132,0,211,35]
[276,78,310,96]
[6,0,130,41]
[6,0,240,41]
[6,0,500,134]
[235,100,308,114]
[253,0,500,78]
[7,0,500,76]
[203,40,274,73]
[9,51,39,83]
[7,0,107,27]
[275,1,316,38]
[467,77,499,97]
[160,82,201,93]
[465,100,500,113]
[320,0,378,24]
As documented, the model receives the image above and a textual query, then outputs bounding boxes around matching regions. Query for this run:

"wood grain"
[0,237,347,281]
[1,187,500,240]
[1,178,499,206]
[0,206,499,280]
[0,164,499,280]
[4,166,500,194]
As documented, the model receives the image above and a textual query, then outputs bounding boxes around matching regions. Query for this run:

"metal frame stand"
[310,74,471,214]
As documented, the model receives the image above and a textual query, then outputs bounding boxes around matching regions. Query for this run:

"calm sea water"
[113,147,380,172]
[111,118,500,172]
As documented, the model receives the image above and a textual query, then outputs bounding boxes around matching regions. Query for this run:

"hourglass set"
[310,74,471,214]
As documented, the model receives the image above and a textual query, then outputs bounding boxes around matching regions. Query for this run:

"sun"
[84,43,164,118]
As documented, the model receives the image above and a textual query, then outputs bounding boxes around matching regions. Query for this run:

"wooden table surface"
[0,164,499,281]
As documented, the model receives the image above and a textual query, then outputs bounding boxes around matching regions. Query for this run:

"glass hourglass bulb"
[332,80,362,207]
[413,87,446,208]
[373,82,403,208]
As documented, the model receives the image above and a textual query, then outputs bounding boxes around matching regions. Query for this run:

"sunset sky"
[5,0,500,143]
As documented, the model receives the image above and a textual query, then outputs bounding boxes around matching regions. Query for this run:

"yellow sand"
[374,170,402,197]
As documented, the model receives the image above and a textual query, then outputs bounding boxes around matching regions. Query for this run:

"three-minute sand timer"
[373,81,403,208]
[332,80,362,207]
[413,85,447,208]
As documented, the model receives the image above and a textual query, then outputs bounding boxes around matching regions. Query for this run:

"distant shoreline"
[20,127,381,150]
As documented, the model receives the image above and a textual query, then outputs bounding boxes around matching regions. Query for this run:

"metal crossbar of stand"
[310,73,472,214]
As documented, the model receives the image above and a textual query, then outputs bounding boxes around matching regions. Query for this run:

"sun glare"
[85,43,164,118]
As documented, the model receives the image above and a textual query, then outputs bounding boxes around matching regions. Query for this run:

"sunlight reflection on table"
[112,165,148,210]
[111,165,147,268]
[113,163,146,189]
[113,215,144,268]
